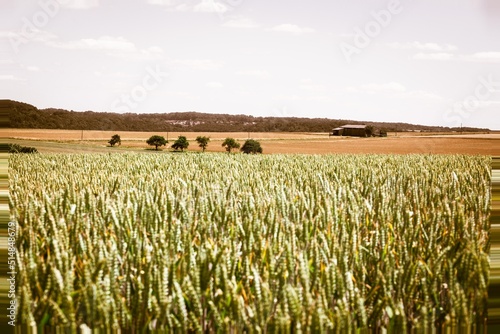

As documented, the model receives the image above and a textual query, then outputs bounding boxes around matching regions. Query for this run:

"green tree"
[108,134,121,147]
[146,135,168,150]
[241,139,263,154]
[195,136,210,152]
[366,126,374,137]
[172,136,189,152]
[222,138,240,153]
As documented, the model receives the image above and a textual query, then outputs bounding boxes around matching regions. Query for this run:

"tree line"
[110,134,263,154]
[7,100,488,133]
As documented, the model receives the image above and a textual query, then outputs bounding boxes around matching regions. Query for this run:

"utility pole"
[81,130,83,141]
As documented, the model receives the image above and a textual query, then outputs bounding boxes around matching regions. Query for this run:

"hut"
[331,124,368,137]
[331,127,344,136]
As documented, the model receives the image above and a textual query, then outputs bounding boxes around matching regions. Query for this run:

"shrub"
[109,134,121,147]
[221,138,240,153]
[172,136,189,152]
[195,136,210,152]
[146,135,168,150]
[8,143,38,153]
[240,139,262,154]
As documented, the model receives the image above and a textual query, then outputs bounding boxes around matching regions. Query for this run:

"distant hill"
[3,100,489,133]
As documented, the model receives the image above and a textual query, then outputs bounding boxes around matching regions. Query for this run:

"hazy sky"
[1,0,500,129]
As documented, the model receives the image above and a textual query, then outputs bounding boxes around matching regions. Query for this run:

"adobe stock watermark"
[340,0,406,64]
[443,75,500,127]
[7,221,18,327]
[8,0,75,53]
[111,65,169,113]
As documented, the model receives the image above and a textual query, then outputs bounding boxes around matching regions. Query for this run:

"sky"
[1,0,500,129]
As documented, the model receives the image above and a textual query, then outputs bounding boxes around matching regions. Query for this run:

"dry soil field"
[4,129,500,155]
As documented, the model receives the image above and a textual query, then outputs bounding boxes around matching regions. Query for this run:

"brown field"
[4,128,500,155]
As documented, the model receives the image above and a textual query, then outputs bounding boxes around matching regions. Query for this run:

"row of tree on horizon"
[6,100,489,133]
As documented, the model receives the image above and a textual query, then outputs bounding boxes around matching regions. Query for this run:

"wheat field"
[10,153,490,332]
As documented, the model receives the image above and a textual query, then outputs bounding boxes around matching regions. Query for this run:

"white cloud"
[147,0,228,12]
[170,58,222,70]
[175,3,191,11]
[55,36,137,51]
[0,29,58,44]
[387,41,458,52]
[61,0,100,9]
[0,75,24,81]
[48,36,164,60]
[194,0,228,13]
[147,0,177,5]
[146,0,190,11]
[2,32,162,60]
[463,52,500,62]
[206,81,224,88]
[396,90,444,101]
[413,52,455,61]
[0,31,16,38]
[32,30,59,43]
[413,51,500,62]
[476,100,500,107]
[137,46,164,60]
[222,17,260,29]
[236,70,270,78]
[146,0,239,13]
[26,66,40,72]
[269,24,315,35]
